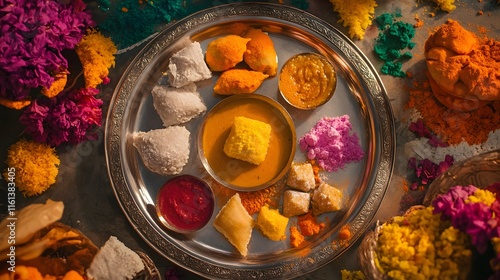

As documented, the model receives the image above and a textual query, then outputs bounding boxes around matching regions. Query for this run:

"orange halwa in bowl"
[198,94,296,192]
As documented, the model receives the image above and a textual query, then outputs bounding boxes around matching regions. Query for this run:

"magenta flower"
[408,118,448,147]
[407,155,454,190]
[19,87,103,147]
[0,0,94,101]
[433,185,500,254]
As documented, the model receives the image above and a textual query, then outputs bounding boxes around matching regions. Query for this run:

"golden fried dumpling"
[243,28,278,76]
[205,35,251,72]
[214,69,269,95]
[213,194,254,257]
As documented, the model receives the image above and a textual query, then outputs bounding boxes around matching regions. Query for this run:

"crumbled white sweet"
[167,41,212,88]
[87,236,144,280]
[151,83,206,127]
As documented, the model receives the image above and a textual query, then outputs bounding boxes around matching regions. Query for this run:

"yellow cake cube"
[223,116,272,165]
[311,182,343,215]
[256,205,289,241]
[283,190,310,217]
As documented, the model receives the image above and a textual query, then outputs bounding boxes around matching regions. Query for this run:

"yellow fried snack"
[223,116,271,165]
[243,28,278,76]
[214,69,269,95]
[205,35,251,71]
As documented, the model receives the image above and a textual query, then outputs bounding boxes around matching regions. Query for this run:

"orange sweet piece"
[213,69,269,95]
[243,28,278,76]
[205,35,250,71]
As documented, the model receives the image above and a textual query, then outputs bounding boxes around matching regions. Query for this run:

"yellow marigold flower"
[467,189,497,206]
[76,30,117,88]
[4,139,60,196]
[41,71,68,98]
[0,97,30,110]
[376,206,472,279]
[340,269,365,280]
[329,0,377,40]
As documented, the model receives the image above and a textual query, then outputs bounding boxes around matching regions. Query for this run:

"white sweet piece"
[286,162,316,192]
[87,236,145,280]
[152,83,206,127]
[311,182,342,215]
[282,190,310,217]
[168,41,212,88]
[132,126,190,175]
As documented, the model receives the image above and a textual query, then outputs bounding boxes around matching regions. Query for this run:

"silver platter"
[105,3,395,279]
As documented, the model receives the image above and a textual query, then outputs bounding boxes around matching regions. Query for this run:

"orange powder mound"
[405,80,500,145]
[239,185,281,215]
[338,225,352,240]
[298,212,325,236]
[290,226,305,248]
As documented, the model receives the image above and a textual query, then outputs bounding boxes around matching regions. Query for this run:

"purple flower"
[19,87,103,147]
[0,0,95,100]
[408,118,448,147]
[407,155,454,190]
[433,185,500,256]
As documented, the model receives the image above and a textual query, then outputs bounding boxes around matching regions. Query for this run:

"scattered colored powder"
[406,80,500,145]
[338,225,352,240]
[299,115,364,172]
[413,14,424,28]
[98,0,187,49]
[290,226,305,248]
[430,0,456,12]
[297,212,325,236]
[239,185,281,215]
[374,12,415,77]
[329,0,377,40]
[4,139,60,197]
[340,269,366,280]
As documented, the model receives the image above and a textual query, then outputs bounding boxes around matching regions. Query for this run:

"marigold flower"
[76,30,117,88]
[4,139,60,196]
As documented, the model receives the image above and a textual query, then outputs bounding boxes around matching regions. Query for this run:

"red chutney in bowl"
[156,175,215,233]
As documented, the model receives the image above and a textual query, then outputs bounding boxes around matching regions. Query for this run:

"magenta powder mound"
[299,115,364,172]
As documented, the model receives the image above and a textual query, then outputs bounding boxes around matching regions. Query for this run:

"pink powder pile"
[299,115,364,172]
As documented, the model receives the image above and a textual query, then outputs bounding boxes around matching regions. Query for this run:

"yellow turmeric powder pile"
[4,139,60,196]
[406,80,500,145]
[329,0,377,40]
[76,30,117,88]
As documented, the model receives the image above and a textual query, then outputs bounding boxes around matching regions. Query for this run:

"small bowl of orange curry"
[198,94,296,192]
[278,52,337,110]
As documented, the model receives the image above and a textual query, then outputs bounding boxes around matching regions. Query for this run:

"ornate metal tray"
[105,3,395,279]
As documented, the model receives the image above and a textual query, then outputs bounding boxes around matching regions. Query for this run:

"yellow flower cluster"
[375,207,472,280]
[467,188,497,206]
[329,0,377,40]
[4,140,60,197]
[76,30,117,88]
